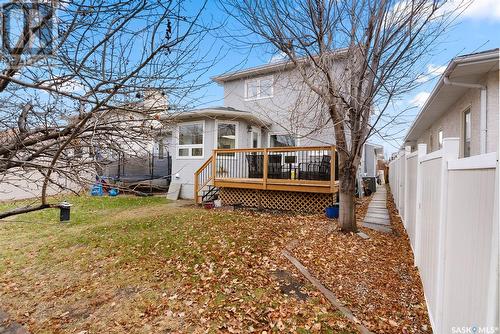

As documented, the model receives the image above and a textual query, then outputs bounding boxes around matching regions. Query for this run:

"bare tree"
[0,0,214,218]
[221,0,467,232]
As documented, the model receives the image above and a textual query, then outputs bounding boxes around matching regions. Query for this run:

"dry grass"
[0,195,356,333]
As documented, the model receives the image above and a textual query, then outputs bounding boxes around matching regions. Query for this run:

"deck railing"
[194,157,213,203]
[195,146,338,202]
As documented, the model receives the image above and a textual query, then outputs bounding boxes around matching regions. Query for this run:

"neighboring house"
[164,55,383,205]
[390,49,499,332]
[360,142,384,177]
[101,89,173,187]
[404,49,499,156]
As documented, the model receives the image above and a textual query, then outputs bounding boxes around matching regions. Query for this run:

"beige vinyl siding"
[417,70,499,157]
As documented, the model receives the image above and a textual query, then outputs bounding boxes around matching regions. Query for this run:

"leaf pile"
[287,187,431,333]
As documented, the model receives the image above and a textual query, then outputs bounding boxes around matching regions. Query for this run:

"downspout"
[443,76,487,154]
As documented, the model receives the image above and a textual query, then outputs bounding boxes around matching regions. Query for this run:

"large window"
[178,122,204,158]
[245,76,273,100]
[216,121,237,149]
[464,109,471,157]
[269,134,296,147]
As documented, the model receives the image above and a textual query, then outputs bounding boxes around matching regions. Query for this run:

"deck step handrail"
[194,156,214,203]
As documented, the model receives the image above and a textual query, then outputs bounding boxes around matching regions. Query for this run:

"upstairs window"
[438,129,443,149]
[245,76,273,100]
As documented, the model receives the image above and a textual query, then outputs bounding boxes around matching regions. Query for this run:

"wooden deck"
[194,146,338,207]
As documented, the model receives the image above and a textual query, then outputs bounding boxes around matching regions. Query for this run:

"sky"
[183,0,500,157]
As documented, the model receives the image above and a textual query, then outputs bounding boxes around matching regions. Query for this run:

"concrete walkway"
[362,185,392,233]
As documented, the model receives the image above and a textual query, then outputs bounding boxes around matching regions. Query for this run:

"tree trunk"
[338,154,358,232]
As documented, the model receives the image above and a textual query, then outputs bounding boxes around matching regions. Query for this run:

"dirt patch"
[0,309,29,334]
[272,269,309,301]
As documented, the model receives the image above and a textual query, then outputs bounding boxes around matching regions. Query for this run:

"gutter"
[443,76,487,154]
[403,48,498,150]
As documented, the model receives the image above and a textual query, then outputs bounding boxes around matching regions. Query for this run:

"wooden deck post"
[212,150,217,181]
[263,148,268,190]
[194,170,199,204]
[330,145,336,192]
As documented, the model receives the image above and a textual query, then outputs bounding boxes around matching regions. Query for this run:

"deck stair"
[201,185,219,203]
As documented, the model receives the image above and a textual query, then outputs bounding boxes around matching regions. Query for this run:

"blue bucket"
[325,204,339,219]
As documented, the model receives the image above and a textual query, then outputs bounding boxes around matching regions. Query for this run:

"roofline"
[403,48,499,146]
[211,48,349,84]
[160,107,271,126]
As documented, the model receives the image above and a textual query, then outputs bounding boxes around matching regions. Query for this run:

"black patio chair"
[299,155,331,181]
[246,154,263,178]
[267,154,284,179]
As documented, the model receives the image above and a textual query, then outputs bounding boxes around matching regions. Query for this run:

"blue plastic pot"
[325,204,339,219]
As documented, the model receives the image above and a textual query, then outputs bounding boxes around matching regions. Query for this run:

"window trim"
[438,129,443,149]
[176,120,205,159]
[244,75,274,101]
[250,126,261,148]
[268,132,299,148]
[463,108,471,158]
[214,120,239,150]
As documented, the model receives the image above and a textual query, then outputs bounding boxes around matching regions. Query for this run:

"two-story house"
[164,55,383,208]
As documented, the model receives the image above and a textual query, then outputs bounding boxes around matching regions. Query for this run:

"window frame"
[268,132,299,148]
[244,75,274,101]
[214,120,239,150]
[463,108,471,158]
[438,129,443,149]
[176,120,205,159]
[250,126,261,148]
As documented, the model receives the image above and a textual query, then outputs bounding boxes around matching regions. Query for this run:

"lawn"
[0,195,357,333]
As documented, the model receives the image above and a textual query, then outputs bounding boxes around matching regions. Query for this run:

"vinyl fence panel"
[418,156,443,325]
[442,162,497,332]
[388,140,498,333]
[405,154,418,250]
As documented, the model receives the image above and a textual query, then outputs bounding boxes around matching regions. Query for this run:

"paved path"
[362,185,392,233]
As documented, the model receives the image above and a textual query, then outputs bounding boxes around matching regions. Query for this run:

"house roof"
[404,48,499,144]
[211,48,349,84]
[160,106,271,126]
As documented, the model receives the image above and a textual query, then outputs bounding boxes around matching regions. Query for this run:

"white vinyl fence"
[389,138,499,333]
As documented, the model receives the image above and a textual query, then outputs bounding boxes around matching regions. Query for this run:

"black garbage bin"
[59,201,72,222]
[362,177,377,195]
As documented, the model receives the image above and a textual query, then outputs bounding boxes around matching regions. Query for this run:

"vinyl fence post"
[414,143,427,267]
[486,155,499,327]
[435,137,459,333]
[403,146,411,227]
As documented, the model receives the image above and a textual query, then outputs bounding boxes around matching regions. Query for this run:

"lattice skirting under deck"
[219,188,337,213]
